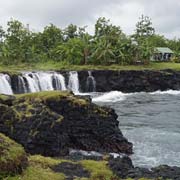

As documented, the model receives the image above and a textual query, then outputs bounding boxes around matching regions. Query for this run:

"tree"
[147,34,167,47]
[39,24,63,59]
[55,38,85,64]
[64,24,78,40]
[91,36,115,65]
[0,26,5,43]
[4,19,30,62]
[134,15,155,39]
[132,15,155,64]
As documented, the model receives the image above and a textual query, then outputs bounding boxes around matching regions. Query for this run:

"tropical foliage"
[0,16,180,65]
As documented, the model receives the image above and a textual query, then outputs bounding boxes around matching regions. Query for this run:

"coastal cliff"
[0,91,132,156]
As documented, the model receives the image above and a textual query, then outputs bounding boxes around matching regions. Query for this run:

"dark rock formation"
[109,156,180,179]
[5,69,180,94]
[51,162,90,180]
[0,91,132,157]
[78,69,180,93]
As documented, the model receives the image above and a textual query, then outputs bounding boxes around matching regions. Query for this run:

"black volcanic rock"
[51,162,90,180]
[0,91,132,157]
[78,70,180,93]
[109,156,180,179]
[6,69,180,94]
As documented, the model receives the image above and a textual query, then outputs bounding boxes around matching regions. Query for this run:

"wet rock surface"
[0,91,132,157]
[108,156,180,180]
[78,69,180,93]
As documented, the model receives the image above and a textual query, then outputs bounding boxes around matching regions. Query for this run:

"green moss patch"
[16,91,88,107]
[0,133,28,178]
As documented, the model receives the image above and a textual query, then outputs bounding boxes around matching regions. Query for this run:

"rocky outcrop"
[108,156,180,180]
[78,69,180,92]
[0,91,132,157]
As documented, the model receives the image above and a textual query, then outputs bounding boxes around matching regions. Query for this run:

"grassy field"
[1,61,180,73]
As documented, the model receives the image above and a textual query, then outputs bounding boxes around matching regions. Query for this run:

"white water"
[86,71,96,92]
[150,89,180,95]
[18,76,28,93]
[0,74,13,95]
[22,72,67,93]
[23,73,40,92]
[92,91,128,102]
[0,71,80,94]
[68,71,80,94]
[92,90,180,168]
[52,73,66,91]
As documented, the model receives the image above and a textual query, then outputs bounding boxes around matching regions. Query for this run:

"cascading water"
[68,71,80,94]
[31,72,54,91]
[52,73,66,91]
[0,74,13,95]
[0,71,80,95]
[22,72,67,93]
[23,73,40,92]
[86,71,96,92]
[17,76,28,93]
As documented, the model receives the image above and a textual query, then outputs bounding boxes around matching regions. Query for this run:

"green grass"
[80,160,114,180]
[2,149,159,180]
[0,133,27,178]
[1,61,180,73]
[16,91,88,107]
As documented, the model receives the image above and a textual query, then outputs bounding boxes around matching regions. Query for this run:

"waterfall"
[17,76,28,93]
[68,71,80,94]
[22,72,67,93]
[31,72,54,91]
[23,73,40,92]
[52,73,67,91]
[86,71,96,92]
[0,71,81,95]
[0,74,13,95]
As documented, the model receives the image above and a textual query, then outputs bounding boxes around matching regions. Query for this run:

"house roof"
[155,47,174,54]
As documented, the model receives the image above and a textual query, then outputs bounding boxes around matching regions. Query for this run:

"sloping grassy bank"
[1,61,180,73]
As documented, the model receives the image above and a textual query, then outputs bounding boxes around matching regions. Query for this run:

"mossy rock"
[0,91,132,157]
[0,133,28,178]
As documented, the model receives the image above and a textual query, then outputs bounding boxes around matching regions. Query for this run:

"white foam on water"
[92,91,128,102]
[150,90,180,95]
[123,127,180,168]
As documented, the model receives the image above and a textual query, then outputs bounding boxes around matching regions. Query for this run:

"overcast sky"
[0,0,180,39]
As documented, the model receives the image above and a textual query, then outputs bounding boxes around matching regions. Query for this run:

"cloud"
[0,0,179,39]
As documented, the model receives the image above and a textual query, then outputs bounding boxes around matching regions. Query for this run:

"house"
[151,47,174,61]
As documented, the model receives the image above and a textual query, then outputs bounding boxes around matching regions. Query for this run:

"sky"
[0,0,180,39]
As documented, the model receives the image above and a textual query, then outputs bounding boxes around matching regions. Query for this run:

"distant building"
[151,47,174,61]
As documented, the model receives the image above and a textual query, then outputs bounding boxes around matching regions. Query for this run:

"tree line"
[0,15,180,65]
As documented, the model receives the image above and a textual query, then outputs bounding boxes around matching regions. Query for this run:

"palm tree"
[91,37,115,65]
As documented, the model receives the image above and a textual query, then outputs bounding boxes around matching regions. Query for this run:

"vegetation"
[2,153,159,180]
[0,16,180,67]
[0,133,27,179]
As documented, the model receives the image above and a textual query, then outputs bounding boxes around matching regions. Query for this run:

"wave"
[150,90,180,95]
[92,91,128,102]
